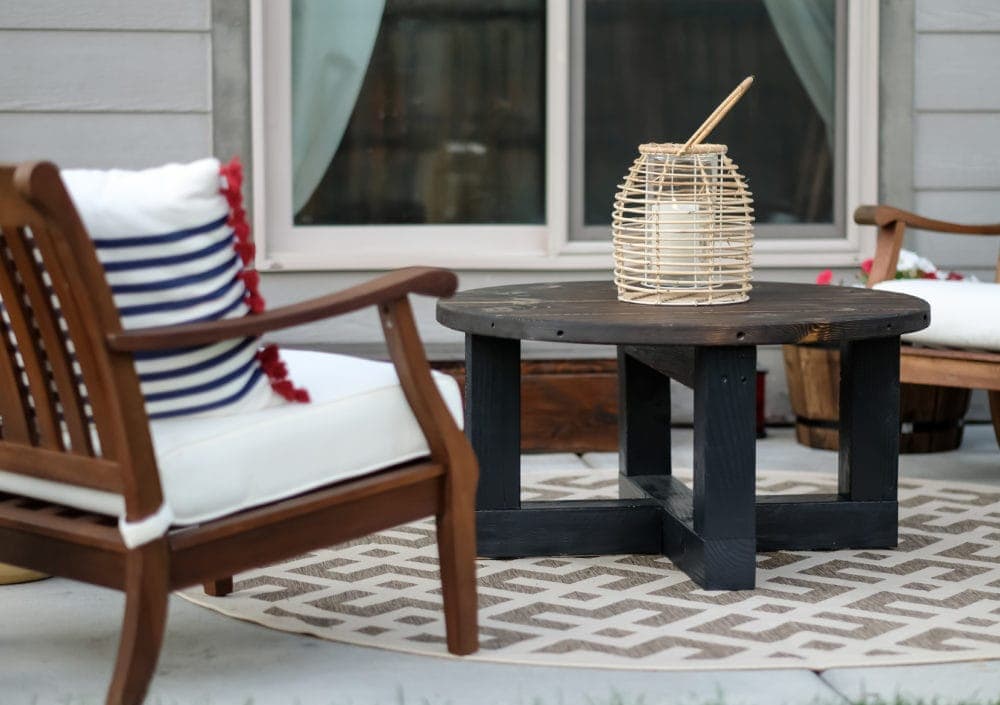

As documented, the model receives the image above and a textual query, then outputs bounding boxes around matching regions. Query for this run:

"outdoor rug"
[180,468,1000,671]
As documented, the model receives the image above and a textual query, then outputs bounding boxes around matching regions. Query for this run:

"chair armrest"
[854,204,1000,235]
[378,296,479,492]
[107,266,457,352]
[854,204,1000,285]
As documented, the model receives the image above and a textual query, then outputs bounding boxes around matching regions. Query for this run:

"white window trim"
[251,0,877,272]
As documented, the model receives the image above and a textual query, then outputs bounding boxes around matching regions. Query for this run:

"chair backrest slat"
[3,220,92,454]
[0,237,34,444]
[3,223,93,453]
[0,225,63,448]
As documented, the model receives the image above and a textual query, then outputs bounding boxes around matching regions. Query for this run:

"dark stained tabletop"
[436,281,930,346]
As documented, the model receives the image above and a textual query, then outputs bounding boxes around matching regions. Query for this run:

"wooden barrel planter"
[783,344,971,453]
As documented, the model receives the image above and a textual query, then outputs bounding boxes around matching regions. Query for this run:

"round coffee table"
[437,281,929,589]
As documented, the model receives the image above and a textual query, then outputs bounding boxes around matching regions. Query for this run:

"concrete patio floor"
[2,425,998,705]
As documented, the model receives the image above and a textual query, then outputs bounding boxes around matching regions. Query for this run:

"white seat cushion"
[873,279,1000,351]
[0,349,463,527]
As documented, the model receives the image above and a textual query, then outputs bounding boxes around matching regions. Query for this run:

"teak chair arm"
[853,205,1000,285]
[854,204,1000,235]
[107,266,457,352]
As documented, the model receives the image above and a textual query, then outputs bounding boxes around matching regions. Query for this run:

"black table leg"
[684,345,757,589]
[618,345,756,589]
[755,337,901,552]
[618,348,671,500]
[465,334,521,511]
[836,336,900,547]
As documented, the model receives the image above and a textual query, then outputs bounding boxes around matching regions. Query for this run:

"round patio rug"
[180,468,1000,671]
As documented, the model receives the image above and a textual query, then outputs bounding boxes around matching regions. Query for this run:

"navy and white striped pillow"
[61,158,307,419]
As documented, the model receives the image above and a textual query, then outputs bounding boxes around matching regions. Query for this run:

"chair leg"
[435,466,479,656]
[990,391,1000,450]
[203,577,233,596]
[106,542,170,705]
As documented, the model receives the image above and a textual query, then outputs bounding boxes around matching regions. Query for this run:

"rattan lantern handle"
[679,76,754,155]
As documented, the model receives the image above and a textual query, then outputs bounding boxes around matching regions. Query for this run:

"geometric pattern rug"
[180,468,1000,671]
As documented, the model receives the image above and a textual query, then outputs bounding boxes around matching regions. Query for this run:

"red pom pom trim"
[220,157,309,404]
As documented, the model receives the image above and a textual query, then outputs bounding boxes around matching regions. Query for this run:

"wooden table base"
[467,338,901,591]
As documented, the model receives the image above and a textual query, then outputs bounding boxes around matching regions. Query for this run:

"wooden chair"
[855,204,1000,447]
[0,162,479,705]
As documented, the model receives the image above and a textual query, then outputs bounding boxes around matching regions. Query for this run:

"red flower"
[860,258,874,274]
[947,271,964,281]
[815,269,833,285]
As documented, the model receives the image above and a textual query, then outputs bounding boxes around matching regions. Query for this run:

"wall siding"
[0,2,212,169]
[0,31,210,112]
[915,34,1000,111]
[0,113,212,169]
[913,0,1000,270]
[916,0,1000,32]
[2,0,210,31]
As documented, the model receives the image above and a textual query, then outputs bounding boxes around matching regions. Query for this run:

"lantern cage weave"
[612,142,754,305]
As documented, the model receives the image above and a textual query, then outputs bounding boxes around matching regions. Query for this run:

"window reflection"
[293,0,546,226]
[584,0,836,229]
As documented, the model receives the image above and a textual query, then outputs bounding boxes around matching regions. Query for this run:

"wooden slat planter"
[435,359,620,453]
[783,344,970,453]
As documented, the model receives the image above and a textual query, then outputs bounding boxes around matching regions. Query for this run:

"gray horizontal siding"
[0,3,213,171]
[916,0,1000,32]
[912,2,1000,269]
[0,31,210,112]
[914,114,1000,189]
[915,34,1000,110]
[1,0,209,31]
[0,113,213,169]
[915,189,1000,223]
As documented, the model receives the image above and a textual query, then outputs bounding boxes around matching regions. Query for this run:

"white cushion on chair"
[872,279,1000,351]
[0,349,463,526]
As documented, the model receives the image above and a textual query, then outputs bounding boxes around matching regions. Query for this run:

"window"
[252,0,877,270]
[293,1,546,228]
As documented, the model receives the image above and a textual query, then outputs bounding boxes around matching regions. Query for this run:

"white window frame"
[250,0,878,272]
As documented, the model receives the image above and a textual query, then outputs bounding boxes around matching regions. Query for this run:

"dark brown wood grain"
[0,162,480,705]
[855,204,1000,448]
[436,280,929,346]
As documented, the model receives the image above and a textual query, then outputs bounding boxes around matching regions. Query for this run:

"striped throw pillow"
[61,158,308,419]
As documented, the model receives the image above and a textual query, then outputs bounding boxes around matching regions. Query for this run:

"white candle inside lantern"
[646,200,700,287]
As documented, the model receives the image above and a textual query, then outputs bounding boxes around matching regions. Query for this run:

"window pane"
[293,0,546,226]
[584,0,837,229]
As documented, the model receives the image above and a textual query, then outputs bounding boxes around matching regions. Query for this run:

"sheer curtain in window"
[291,0,385,213]
[762,0,836,147]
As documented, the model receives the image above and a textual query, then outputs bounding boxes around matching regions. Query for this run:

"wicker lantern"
[611,142,754,305]
[611,76,756,305]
